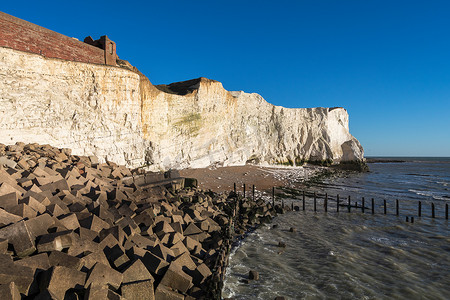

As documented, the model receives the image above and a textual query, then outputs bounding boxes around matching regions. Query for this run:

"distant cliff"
[0,46,364,170]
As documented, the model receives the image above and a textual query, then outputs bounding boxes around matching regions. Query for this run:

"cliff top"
[155,77,219,95]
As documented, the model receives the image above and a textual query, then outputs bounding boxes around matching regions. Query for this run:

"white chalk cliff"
[0,46,364,170]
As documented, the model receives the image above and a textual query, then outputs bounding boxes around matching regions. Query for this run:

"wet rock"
[278,241,286,248]
[248,270,259,280]
[289,227,296,232]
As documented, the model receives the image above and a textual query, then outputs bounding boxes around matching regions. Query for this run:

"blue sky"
[2,1,450,156]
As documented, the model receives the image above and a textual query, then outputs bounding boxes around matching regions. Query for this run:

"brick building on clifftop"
[0,11,117,66]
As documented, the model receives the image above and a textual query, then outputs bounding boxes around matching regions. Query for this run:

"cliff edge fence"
[0,11,365,171]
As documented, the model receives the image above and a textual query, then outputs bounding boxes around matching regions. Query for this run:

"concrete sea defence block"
[0,282,21,300]
[154,284,184,300]
[159,262,193,293]
[0,221,36,258]
[0,142,279,298]
[40,266,86,300]
[85,262,123,291]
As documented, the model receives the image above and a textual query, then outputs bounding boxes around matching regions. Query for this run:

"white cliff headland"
[0,12,365,171]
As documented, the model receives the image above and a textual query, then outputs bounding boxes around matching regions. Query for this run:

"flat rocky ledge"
[0,142,279,299]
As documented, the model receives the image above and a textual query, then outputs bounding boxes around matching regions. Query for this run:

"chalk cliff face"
[0,46,364,170]
[0,47,148,167]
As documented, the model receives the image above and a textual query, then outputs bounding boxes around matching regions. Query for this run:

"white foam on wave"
[409,189,448,201]
[409,189,433,197]
[370,237,393,245]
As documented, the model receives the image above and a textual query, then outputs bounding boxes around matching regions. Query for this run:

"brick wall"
[0,11,105,65]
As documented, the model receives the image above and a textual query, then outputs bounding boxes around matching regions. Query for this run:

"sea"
[222,158,450,299]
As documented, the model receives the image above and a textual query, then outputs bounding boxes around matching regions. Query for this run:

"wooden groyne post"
[348,196,351,212]
[302,191,305,211]
[396,199,399,216]
[288,190,448,221]
[243,184,246,198]
[418,201,422,217]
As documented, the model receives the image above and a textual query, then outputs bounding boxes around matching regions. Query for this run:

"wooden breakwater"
[235,183,449,221]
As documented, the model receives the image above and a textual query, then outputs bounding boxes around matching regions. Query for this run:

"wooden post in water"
[362,197,365,213]
[234,183,236,194]
[282,199,285,209]
[243,184,246,198]
[431,203,435,218]
[446,203,448,220]
[252,185,255,201]
[291,202,294,210]
[272,187,275,207]
[371,198,374,214]
[348,196,351,212]
[302,191,305,211]
[396,199,399,216]
[418,201,422,217]
[406,216,409,222]
[384,199,387,215]
[411,217,414,223]
[337,194,340,212]
[314,192,317,212]
[324,193,328,212]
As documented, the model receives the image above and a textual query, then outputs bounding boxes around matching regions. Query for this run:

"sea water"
[222,158,449,299]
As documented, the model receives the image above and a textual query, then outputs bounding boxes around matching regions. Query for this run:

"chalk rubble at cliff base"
[0,142,279,299]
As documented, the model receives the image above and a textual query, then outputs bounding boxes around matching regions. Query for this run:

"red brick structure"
[0,11,117,66]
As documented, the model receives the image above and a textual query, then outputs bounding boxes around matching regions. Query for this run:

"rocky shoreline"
[0,143,283,299]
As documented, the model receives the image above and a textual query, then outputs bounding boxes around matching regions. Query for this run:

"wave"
[408,189,449,201]
[407,173,432,177]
